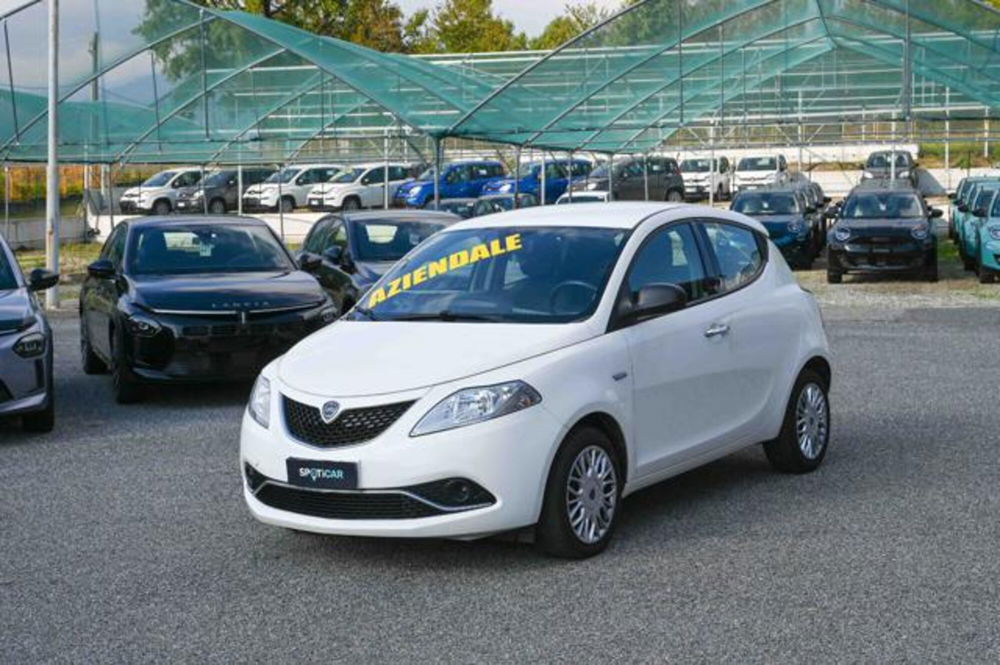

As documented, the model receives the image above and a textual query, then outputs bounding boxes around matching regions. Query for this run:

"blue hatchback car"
[480,158,593,204]
[965,189,1000,283]
[958,180,1000,270]
[394,160,506,207]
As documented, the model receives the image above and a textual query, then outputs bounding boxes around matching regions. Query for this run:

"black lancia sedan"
[826,181,942,283]
[79,217,336,403]
[297,210,458,312]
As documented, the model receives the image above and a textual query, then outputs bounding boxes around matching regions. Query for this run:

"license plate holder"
[286,458,358,490]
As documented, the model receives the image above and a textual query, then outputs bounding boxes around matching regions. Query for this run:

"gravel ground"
[1,308,999,663]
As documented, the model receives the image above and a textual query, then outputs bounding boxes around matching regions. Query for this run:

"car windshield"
[738,157,776,171]
[842,193,924,219]
[357,226,628,323]
[867,153,910,168]
[265,168,300,184]
[128,224,294,275]
[0,247,17,290]
[732,193,800,215]
[416,166,436,181]
[974,188,998,213]
[474,198,515,216]
[990,191,1000,217]
[680,159,712,173]
[431,201,475,218]
[331,168,364,184]
[141,171,177,187]
[350,219,449,263]
[201,171,233,187]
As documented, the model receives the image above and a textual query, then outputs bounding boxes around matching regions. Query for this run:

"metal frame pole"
[107,164,114,230]
[45,0,59,309]
[277,162,285,241]
[3,163,9,240]
[200,164,207,214]
[643,153,650,201]
[383,130,390,210]
[944,88,951,191]
[513,145,521,208]
[567,150,574,203]
[539,151,547,205]
[433,137,441,207]
[237,162,243,215]
[608,153,615,201]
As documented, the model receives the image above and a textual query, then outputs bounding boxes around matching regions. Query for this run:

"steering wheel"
[549,280,598,314]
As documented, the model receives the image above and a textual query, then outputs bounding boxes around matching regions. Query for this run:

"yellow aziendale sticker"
[367,233,523,308]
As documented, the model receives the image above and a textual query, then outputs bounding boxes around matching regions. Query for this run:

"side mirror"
[823,196,832,204]
[948,193,956,200]
[972,208,985,218]
[824,209,839,220]
[957,203,969,213]
[28,268,59,291]
[87,259,115,279]
[805,206,817,214]
[298,251,321,272]
[323,245,345,265]
[930,208,944,218]
[618,283,687,327]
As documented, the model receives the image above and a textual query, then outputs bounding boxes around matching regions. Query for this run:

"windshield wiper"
[390,310,501,322]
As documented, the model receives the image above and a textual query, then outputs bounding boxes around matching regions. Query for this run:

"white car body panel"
[734,155,789,192]
[119,169,201,213]
[242,164,341,209]
[240,202,830,540]
[307,163,412,209]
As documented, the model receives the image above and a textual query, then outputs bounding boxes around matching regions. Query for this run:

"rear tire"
[279,196,295,213]
[666,190,683,203]
[763,369,830,474]
[342,197,361,211]
[208,198,227,214]
[536,426,622,559]
[152,199,171,216]
[979,262,996,284]
[81,325,107,375]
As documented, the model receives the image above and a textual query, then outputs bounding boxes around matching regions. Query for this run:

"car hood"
[177,185,221,198]
[397,180,431,196]
[0,288,32,332]
[278,320,592,397]
[313,182,358,196]
[734,171,775,179]
[754,214,805,232]
[244,183,280,195]
[130,271,326,312]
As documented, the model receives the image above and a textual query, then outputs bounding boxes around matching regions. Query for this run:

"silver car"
[0,234,58,432]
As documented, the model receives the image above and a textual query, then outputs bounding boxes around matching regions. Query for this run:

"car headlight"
[318,305,337,324]
[989,226,1000,241]
[127,314,161,337]
[248,375,271,428]
[410,380,542,437]
[834,226,852,243]
[897,170,910,179]
[787,220,805,234]
[587,182,599,190]
[862,171,873,179]
[13,332,46,358]
[190,190,203,200]
[911,224,930,240]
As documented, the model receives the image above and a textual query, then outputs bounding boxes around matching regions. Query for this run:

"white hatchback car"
[306,163,413,212]
[241,203,832,558]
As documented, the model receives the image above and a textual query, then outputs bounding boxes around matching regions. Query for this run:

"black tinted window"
[128,224,293,275]
[702,222,765,292]
[627,223,709,302]
[0,247,17,290]
[303,218,336,254]
[350,220,447,262]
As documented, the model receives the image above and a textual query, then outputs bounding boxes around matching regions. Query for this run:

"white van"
[733,155,788,193]
[242,164,342,212]
[119,169,202,215]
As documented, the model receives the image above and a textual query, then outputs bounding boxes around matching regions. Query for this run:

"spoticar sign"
[367,233,523,308]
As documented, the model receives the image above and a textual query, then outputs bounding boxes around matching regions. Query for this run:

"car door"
[696,219,795,442]
[305,217,354,309]
[85,224,128,361]
[619,221,743,476]
[360,168,387,208]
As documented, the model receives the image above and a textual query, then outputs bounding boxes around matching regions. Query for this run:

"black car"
[79,217,336,403]
[175,168,273,214]
[1,232,59,432]
[297,210,459,312]
[568,156,685,202]
[730,187,822,269]
[827,181,941,283]
[862,150,918,189]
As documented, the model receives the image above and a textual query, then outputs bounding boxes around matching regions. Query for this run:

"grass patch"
[15,243,101,279]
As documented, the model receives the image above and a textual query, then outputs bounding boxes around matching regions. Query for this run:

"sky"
[396,0,622,36]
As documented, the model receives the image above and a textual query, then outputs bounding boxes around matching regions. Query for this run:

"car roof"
[124,215,270,229]
[339,209,460,223]
[446,159,503,166]
[850,180,920,194]
[348,162,411,170]
[282,163,342,170]
[446,202,767,234]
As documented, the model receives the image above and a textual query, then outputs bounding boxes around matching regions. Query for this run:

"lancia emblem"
[320,401,340,424]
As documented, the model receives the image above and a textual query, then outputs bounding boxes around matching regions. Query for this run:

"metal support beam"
[237,163,243,215]
[513,146,521,208]
[433,137,441,207]
[608,153,615,201]
[45,0,59,309]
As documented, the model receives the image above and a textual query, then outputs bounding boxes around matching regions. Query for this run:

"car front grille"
[255,483,442,519]
[282,396,415,447]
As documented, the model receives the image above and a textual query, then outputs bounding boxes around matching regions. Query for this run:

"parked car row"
[950,174,1000,283]
[729,179,830,269]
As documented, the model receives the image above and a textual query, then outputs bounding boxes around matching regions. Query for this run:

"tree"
[531,2,611,50]
[427,0,528,53]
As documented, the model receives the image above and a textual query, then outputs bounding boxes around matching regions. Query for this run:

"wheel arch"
[801,355,832,391]
[567,411,629,485]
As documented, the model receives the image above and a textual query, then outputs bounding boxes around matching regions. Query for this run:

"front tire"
[666,190,683,203]
[924,250,939,283]
[110,328,143,404]
[152,199,171,216]
[763,369,830,473]
[278,196,295,213]
[22,397,54,433]
[208,198,227,214]
[536,426,622,559]
[342,196,361,211]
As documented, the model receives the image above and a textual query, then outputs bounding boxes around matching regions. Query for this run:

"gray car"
[0,234,59,432]
[568,156,685,202]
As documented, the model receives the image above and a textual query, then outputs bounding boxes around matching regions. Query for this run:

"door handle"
[704,323,730,338]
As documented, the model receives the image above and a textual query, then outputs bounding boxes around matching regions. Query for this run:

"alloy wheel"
[565,445,618,544]
[795,383,828,460]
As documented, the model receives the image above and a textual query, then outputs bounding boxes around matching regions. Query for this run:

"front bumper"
[0,329,52,417]
[980,237,1000,270]
[118,200,150,214]
[241,196,277,212]
[240,384,563,539]
[124,307,331,382]
[828,239,932,272]
[175,199,204,212]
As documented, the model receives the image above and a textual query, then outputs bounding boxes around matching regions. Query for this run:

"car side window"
[331,223,348,251]
[362,169,386,186]
[102,225,128,269]
[303,218,334,254]
[626,223,709,303]
[389,166,408,181]
[701,222,765,293]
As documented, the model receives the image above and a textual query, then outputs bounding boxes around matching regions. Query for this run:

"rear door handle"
[704,323,730,338]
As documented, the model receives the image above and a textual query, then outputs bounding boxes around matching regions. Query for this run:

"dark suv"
[175,168,273,214]
[862,151,918,189]
[827,181,941,283]
[0,232,59,432]
[568,156,685,202]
